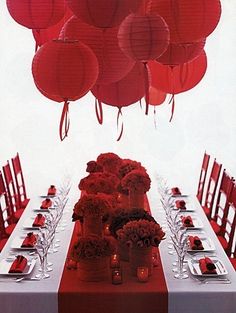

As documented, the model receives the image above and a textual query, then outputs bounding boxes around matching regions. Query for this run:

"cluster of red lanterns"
[6,0,222,140]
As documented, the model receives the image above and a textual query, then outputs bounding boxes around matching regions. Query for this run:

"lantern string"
[143,62,149,115]
[59,100,70,141]
[116,108,124,141]
[168,94,175,122]
[95,98,103,125]
[139,99,142,109]
[154,106,157,129]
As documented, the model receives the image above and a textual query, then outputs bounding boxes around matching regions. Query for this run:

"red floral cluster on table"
[70,152,164,282]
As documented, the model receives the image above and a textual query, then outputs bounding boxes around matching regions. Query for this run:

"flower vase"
[129,188,145,209]
[83,215,103,237]
[77,257,109,282]
[75,220,83,236]
[129,246,153,276]
[117,241,129,262]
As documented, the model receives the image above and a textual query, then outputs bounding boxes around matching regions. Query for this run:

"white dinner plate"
[39,195,56,199]
[10,235,37,250]
[180,214,204,229]
[174,205,195,212]
[33,206,55,212]
[23,217,46,229]
[188,257,228,276]
[187,237,215,252]
[171,194,189,198]
[0,258,36,276]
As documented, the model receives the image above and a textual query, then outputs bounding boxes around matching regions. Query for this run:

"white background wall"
[0,1,236,196]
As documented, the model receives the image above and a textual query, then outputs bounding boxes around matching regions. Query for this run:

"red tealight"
[110,254,120,269]
[137,267,149,282]
[112,269,123,285]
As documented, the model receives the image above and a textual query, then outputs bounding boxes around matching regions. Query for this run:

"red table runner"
[58,196,168,313]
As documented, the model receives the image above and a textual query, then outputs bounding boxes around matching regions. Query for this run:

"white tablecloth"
[0,186,236,313]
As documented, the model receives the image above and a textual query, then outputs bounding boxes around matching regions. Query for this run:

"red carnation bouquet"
[78,172,119,194]
[72,235,115,261]
[121,169,151,192]
[116,219,165,248]
[97,152,122,174]
[86,160,103,173]
[118,158,144,179]
[73,194,112,218]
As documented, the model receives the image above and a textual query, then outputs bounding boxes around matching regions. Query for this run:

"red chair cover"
[196,152,210,204]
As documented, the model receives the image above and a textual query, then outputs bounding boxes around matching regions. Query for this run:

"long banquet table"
[0,187,236,313]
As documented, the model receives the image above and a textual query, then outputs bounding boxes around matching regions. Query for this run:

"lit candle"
[110,254,120,268]
[137,267,149,282]
[104,225,111,236]
[112,269,122,285]
[152,253,158,267]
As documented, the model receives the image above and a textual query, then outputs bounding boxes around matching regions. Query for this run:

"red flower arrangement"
[73,194,112,218]
[71,235,115,261]
[121,169,151,192]
[118,158,143,178]
[78,172,119,194]
[116,219,165,248]
[97,152,122,174]
[86,160,103,173]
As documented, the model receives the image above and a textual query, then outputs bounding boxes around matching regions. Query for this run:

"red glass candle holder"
[110,254,120,269]
[112,269,123,285]
[137,266,149,282]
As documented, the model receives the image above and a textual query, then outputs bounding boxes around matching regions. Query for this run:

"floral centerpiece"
[117,220,165,276]
[72,235,115,281]
[97,152,122,175]
[86,160,103,173]
[118,159,144,179]
[73,194,112,236]
[121,169,151,209]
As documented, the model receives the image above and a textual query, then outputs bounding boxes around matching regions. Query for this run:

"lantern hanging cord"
[143,62,150,115]
[95,98,103,125]
[59,100,70,141]
[154,106,157,129]
[116,108,124,141]
[168,94,175,122]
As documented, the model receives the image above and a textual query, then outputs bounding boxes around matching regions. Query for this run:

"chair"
[210,170,234,234]
[2,162,24,221]
[196,152,210,205]
[0,172,17,251]
[229,243,236,270]
[202,159,222,219]
[11,153,30,209]
[217,183,236,257]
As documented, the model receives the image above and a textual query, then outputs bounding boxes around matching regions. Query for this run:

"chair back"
[197,152,210,204]
[12,153,28,208]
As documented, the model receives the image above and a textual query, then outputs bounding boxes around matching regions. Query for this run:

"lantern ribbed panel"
[148,50,207,94]
[117,14,170,62]
[66,0,143,28]
[148,0,222,43]
[149,87,166,106]
[60,16,135,85]
[91,63,145,108]
[6,0,65,29]
[32,40,99,101]
[156,40,205,66]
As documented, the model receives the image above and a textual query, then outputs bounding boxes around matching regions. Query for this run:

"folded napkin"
[40,198,52,209]
[182,215,194,227]
[199,257,217,274]
[33,213,45,227]
[171,187,181,195]
[9,255,28,273]
[21,232,37,248]
[47,185,56,196]
[189,235,204,250]
[176,200,186,210]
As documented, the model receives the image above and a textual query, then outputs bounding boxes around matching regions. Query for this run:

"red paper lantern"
[6,0,65,29]
[66,0,143,28]
[148,0,222,43]
[156,40,205,66]
[32,8,73,50]
[149,87,166,106]
[148,50,207,95]
[32,39,99,140]
[118,13,170,62]
[91,63,146,140]
[60,16,135,85]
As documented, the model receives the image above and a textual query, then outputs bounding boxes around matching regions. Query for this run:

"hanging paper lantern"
[91,63,146,140]
[32,8,73,50]
[32,39,99,140]
[6,0,66,29]
[118,13,170,62]
[149,87,166,106]
[148,0,222,43]
[60,16,135,85]
[156,40,206,66]
[66,0,143,28]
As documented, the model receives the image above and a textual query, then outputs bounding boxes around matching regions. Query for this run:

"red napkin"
[171,187,181,195]
[175,200,186,210]
[47,185,56,196]
[21,232,37,248]
[199,257,217,274]
[182,215,194,227]
[40,198,52,209]
[188,235,204,250]
[33,213,45,227]
[9,255,28,273]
